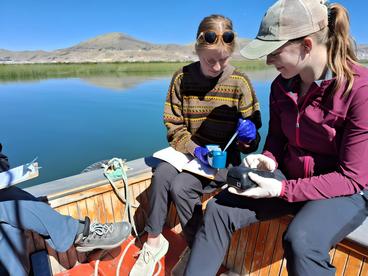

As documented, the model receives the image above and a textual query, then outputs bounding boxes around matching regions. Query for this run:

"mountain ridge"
[0,32,366,64]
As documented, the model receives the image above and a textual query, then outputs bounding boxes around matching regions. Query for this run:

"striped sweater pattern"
[163,61,261,156]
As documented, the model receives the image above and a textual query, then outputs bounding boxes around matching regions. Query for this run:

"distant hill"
[0,32,366,64]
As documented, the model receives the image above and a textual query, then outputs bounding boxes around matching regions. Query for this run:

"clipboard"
[152,147,219,180]
[0,162,39,190]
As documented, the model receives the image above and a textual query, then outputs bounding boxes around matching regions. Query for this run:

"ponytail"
[326,3,358,96]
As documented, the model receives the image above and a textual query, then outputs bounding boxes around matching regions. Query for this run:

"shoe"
[130,234,169,276]
[171,247,190,276]
[75,216,131,252]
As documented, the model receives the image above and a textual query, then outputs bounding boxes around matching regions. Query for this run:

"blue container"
[207,148,227,169]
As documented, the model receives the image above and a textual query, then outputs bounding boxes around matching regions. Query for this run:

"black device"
[226,166,276,191]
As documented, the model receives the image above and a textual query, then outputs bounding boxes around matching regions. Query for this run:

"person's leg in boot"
[130,162,177,276]
[185,190,300,276]
[283,193,368,276]
[0,186,79,252]
[0,186,131,254]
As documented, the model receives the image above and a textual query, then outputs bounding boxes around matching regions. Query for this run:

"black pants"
[185,189,368,276]
[144,161,221,247]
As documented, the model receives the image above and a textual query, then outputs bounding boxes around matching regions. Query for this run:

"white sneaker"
[171,247,190,276]
[130,234,169,276]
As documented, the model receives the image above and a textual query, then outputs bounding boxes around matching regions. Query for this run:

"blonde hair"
[195,14,236,55]
[312,3,358,96]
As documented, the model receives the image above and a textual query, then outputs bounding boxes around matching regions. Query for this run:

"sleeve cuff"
[280,180,287,197]
[185,140,199,157]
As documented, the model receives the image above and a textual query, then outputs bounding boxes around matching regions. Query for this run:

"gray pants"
[144,161,221,247]
[185,189,368,276]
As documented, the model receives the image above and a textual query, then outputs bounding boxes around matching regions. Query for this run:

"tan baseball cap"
[240,0,328,59]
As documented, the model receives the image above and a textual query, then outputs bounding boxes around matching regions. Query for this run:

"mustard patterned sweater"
[164,61,261,165]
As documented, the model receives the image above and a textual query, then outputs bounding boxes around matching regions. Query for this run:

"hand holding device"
[227,166,275,191]
[228,171,282,198]
[243,154,276,171]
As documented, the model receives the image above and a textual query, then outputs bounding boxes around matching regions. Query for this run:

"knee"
[154,162,177,179]
[283,228,303,256]
[170,173,200,199]
[283,226,316,257]
[201,198,239,235]
[204,199,218,216]
[203,199,225,222]
[151,162,178,189]
[170,179,191,201]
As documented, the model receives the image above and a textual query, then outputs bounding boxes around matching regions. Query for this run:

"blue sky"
[1,0,366,51]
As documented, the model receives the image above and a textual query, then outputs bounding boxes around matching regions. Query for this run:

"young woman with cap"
[185,1,368,275]
[130,14,262,276]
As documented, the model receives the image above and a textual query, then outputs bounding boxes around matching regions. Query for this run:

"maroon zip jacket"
[263,64,368,202]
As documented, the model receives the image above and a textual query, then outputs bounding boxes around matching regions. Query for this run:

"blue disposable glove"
[237,118,256,143]
[194,146,210,165]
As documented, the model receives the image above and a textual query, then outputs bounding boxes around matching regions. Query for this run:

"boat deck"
[53,227,226,276]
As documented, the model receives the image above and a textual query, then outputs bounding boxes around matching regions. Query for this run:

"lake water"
[0,68,278,187]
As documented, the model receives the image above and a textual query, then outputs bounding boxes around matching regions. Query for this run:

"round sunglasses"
[197,31,235,44]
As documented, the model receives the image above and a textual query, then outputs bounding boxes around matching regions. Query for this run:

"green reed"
[0,61,271,82]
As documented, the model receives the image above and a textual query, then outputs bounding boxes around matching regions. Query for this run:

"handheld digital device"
[227,166,276,191]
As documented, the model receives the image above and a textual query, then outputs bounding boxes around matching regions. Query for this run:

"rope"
[116,237,136,276]
[91,157,153,276]
[93,250,108,276]
[95,157,146,276]
[103,158,139,208]
[102,158,141,237]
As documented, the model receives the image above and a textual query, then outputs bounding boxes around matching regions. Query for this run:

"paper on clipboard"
[153,147,192,172]
[0,161,39,190]
[183,158,217,180]
[152,147,218,180]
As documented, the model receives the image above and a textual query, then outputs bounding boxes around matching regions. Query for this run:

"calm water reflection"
[0,69,277,187]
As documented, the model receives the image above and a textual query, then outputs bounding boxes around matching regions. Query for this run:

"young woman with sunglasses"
[130,14,262,276]
[185,1,368,276]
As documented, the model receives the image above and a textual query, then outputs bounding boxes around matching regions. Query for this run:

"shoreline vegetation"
[0,60,366,82]
[0,60,269,82]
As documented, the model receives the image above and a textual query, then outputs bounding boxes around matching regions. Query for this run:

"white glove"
[243,154,276,172]
[228,172,282,198]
